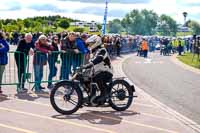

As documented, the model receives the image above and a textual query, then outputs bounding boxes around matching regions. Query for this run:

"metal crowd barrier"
[26,51,84,84]
[1,42,136,89]
[0,51,84,89]
[0,51,27,86]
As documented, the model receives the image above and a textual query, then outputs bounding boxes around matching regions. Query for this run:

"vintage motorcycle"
[50,67,136,115]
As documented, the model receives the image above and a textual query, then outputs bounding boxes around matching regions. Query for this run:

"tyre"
[109,80,133,111]
[50,81,83,115]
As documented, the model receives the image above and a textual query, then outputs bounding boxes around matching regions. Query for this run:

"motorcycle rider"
[81,35,113,104]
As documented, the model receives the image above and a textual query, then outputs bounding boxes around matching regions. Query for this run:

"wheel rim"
[111,83,130,108]
[54,85,79,112]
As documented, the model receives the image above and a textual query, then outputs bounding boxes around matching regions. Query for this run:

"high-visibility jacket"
[141,41,148,50]
[175,40,179,47]
[181,40,185,47]
[172,40,176,47]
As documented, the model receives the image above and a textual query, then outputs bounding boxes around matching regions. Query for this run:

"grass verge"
[177,53,200,69]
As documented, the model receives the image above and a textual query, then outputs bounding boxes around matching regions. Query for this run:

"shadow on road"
[14,91,50,101]
[0,94,9,102]
[52,110,140,125]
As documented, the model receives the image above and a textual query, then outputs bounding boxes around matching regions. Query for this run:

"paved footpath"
[0,52,198,133]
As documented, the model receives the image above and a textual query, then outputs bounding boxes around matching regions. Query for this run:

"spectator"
[160,38,165,55]
[115,37,121,56]
[5,33,10,43]
[15,33,35,93]
[189,38,193,53]
[60,32,78,80]
[171,38,177,54]
[33,35,53,92]
[137,42,142,56]
[75,34,90,64]
[141,38,149,58]
[13,31,19,45]
[0,31,9,94]
[47,35,59,89]
[178,38,183,55]
[103,36,112,56]
[185,39,190,52]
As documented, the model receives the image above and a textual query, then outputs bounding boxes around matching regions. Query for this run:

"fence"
[0,42,137,89]
[0,51,84,89]
[0,51,27,86]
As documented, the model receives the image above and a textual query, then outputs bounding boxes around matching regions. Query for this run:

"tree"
[108,19,124,33]
[23,19,32,28]
[16,20,24,32]
[188,20,200,35]
[44,27,54,34]
[121,9,158,35]
[122,9,143,34]
[0,21,3,29]
[158,14,177,36]
[0,16,77,33]
[73,27,84,33]
[4,24,18,32]
[58,19,70,29]
[141,9,158,35]
[3,19,13,25]
[97,24,102,31]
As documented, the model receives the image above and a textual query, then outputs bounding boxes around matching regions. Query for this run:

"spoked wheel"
[50,81,83,115]
[109,80,133,111]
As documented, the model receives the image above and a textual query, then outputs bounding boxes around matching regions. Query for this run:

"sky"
[0,0,200,24]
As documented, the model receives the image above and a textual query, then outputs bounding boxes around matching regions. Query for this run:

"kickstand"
[31,85,35,91]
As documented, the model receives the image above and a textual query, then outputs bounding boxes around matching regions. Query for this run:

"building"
[70,21,99,32]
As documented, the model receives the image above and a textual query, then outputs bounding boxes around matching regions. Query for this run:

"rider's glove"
[82,62,93,69]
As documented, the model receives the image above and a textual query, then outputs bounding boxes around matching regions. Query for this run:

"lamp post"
[183,12,188,25]
[182,12,188,54]
[183,12,188,37]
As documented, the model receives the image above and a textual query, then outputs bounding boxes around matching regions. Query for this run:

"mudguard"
[112,79,136,93]
[131,85,136,92]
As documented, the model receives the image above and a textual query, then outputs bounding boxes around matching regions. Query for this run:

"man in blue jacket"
[76,34,89,54]
[0,31,9,94]
[75,34,90,66]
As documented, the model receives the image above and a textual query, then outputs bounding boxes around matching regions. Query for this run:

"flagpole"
[102,0,108,35]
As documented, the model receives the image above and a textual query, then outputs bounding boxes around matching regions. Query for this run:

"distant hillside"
[0,15,81,33]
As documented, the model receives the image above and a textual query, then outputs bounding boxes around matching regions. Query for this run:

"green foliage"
[141,9,159,35]
[108,19,124,33]
[187,20,200,35]
[23,19,32,28]
[158,14,177,36]
[58,19,70,29]
[110,9,179,36]
[1,13,199,37]
[73,27,84,33]
[122,9,143,34]
[97,24,102,30]
[0,15,72,33]
[121,9,158,35]
[0,21,2,29]
[44,27,54,34]
[176,31,192,37]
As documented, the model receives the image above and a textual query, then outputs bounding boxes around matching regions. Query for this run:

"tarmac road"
[123,52,200,125]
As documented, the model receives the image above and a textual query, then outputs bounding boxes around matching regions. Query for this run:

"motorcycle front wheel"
[50,81,83,115]
[109,80,133,111]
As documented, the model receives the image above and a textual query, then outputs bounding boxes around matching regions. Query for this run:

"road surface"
[123,52,200,125]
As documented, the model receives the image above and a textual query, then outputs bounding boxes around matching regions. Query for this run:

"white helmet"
[86,35,102,50]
